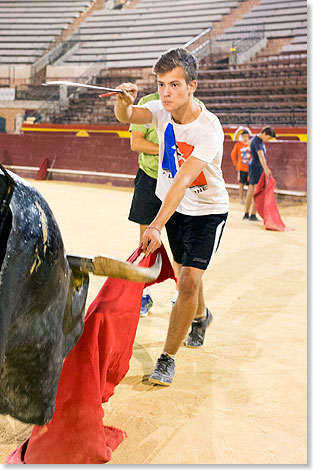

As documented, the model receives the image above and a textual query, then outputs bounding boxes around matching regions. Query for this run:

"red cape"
[254,172,294,231]
[6,244,175,464]
[35,158,49,180]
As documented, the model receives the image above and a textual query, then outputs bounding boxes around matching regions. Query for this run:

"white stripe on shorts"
[207,220,226,268]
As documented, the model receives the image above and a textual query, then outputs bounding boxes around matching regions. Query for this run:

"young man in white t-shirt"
[114,48,229,386]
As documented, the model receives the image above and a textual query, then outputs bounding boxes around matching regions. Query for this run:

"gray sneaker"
[149,353,175,386]
[184,308,213,348]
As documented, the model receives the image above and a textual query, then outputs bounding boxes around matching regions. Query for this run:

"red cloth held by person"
[6,244,175,464]
[254,172,294,232]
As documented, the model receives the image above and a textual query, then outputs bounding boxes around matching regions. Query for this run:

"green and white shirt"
[129,92,160,179]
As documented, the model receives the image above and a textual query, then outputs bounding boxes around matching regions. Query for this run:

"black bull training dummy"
[0,164,161,426]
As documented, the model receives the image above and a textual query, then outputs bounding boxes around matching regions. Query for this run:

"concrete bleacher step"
[292,35,307,43]
[92,4,236,16]
[79,29,200,40]
[2,1,92,5]
[0,23,68,30]
[281,43,307,53]
[71,51,161,61]
[89,11,226,20]
[235,14,306,25]
[0,35,58,41]
[254,0,304,4]
[73,44,180,54]
[0,7,90,12]
[0,12,81,18]
[0,17,73,24]
[73,37,193,49]
[244,8,306,18]
[138,0,234,6]
[0,57,36,64]
[64,58,158,67]
[0,42,50,49]
[252,1,306,11]
[0,50,43,56]
[83,16,223,26]
[80,22,215,34]
[80,19,214,31]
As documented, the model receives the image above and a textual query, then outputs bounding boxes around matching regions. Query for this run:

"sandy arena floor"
[0,180,307,465]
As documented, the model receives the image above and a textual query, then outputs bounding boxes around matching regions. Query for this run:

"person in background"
[243,126,276,221]
[231,130,251,204]
[128,92,162,316]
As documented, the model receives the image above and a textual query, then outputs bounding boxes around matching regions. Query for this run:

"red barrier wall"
[0,133,307,192]
[0,133,139,187]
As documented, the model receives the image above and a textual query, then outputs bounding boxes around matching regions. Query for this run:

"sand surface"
[0,180,307,465]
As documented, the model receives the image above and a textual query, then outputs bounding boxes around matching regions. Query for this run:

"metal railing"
[184,27,212,60]
[186,23,266,65]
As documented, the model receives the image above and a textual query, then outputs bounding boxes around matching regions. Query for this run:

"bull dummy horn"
[67,253,162,283]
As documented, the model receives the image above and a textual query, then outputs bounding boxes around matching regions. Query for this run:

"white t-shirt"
[142,100,229,216]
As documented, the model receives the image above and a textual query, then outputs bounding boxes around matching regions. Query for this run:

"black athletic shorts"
[128,168,162,225]
[249,164,263,185]
[238,170,249,185]
[165,211,228,270]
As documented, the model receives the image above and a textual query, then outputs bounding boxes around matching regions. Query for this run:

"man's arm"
[114,82,152,124]
[130,131,159,155]
[257,149,272,178]
[231,143,238,167]
[142,156,207,256]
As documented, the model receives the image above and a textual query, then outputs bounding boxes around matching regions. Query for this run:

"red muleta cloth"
[6,244,175,464]
[254,172,294,232]
[35,158,49,180]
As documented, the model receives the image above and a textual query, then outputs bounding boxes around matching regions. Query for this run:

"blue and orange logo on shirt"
[162,123,177,177]
[241,147,250,165]
[162,123,207,189]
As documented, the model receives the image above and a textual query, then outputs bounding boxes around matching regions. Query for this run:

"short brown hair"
[153,48,198,83]
[261,126,276,138]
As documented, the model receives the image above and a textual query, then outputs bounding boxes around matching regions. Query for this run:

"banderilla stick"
[43,80,123,94]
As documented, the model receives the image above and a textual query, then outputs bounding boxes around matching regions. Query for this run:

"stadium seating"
[194,50,307,126]
[1,0,307,128]
[60,0,241,67]
[216,0,307,44]
[45,51,306,126]
[0,1,96,65]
